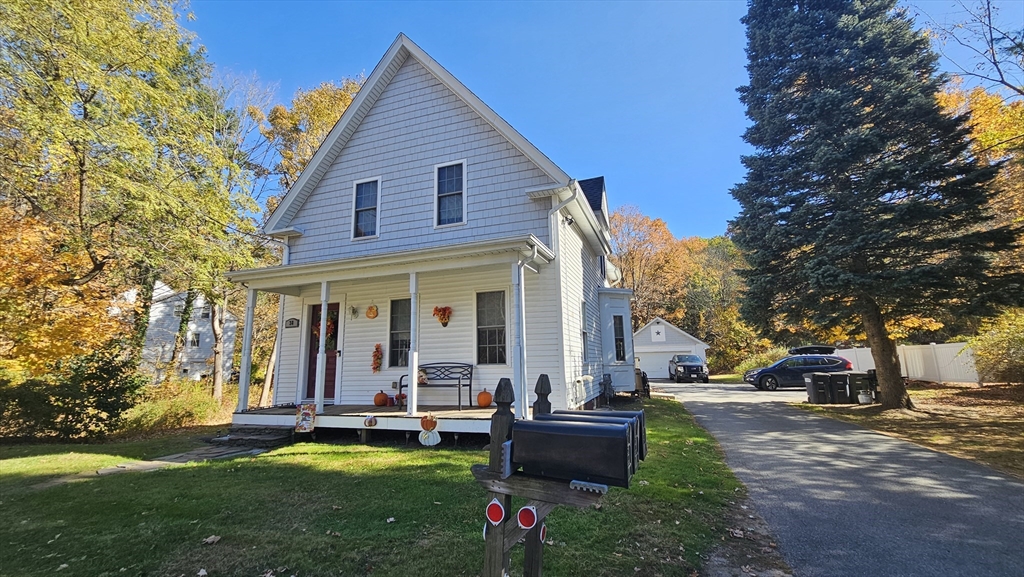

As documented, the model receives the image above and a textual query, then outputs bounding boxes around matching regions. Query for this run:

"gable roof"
[264,33,572,236]
[578,177,605,213]
[633,317,709,347]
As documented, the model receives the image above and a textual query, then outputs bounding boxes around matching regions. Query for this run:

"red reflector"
[517,506,537,530]
[486,498,505,526]
[539,522,547,542]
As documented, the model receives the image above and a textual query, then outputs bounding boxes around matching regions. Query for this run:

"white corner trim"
[350,176,383,241]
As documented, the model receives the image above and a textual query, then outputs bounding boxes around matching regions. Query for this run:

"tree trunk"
[128,264,158,366]
[210,292,225,403]
[169,288,196,368]
[859,296,914,409]
[259,336,277,407]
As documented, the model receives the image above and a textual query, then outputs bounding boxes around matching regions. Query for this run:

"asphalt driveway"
[654,380,1024,577]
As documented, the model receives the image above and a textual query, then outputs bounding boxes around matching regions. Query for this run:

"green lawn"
[0,399,741,577]
[709,373,742,384]
[0,426,223,494]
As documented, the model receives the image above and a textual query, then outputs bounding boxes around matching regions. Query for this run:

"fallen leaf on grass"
[728,528,745,538]
[197,571,207,577]
[638,480,649,486]
[57,565,68,572]
[201,535,221,545]
[332,505,342,510]
[326,531,341,537]
[433,502,441,505]
[386,517,395,523]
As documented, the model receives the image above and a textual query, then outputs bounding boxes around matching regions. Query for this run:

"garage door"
[636,350,692,378]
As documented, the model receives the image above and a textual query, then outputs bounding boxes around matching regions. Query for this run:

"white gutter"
[548,179,578,218]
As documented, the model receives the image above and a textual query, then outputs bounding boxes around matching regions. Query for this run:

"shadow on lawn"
[1,398,727,577]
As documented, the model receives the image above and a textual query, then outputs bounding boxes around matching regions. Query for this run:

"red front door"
[306,303,339,400]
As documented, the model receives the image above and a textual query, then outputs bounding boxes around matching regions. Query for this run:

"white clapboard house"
[228,34,634,433]
[140,281,236,382]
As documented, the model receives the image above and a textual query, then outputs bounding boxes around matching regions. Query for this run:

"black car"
[669,354,709,383]
[743,355,852,390]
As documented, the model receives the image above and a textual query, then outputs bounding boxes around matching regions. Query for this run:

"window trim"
[580,300,589,363]
[433,160,467,229]
[388,298,412,368]
[188,331,200,347]
[613,315,626,363]
[474,288,510,366]
[350,176,382,241]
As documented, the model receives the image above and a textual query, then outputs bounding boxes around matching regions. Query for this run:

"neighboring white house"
[226,34,634,433]
[632,317,709,378]
[140,281,236,382]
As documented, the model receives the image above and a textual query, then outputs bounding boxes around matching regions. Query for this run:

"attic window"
[435,161,466,227]
[352,177,381,239]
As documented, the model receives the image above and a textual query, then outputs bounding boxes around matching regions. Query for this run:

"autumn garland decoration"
[371,343,383,373]
[432,306,453,327]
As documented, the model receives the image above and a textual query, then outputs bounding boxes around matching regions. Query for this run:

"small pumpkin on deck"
[373,390,388,407]
[477,388,493,408]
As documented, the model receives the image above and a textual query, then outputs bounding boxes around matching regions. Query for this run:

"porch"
[234,403,506,434]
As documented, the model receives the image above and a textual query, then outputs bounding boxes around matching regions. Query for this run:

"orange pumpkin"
[420,413,438,431]
[477,388,493,408]
[373,390,388,406]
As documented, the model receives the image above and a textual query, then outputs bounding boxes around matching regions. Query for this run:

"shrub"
[0,342,147,439]
[119,378,234,435]
[734,346,790,375]
[969,309,1024,384]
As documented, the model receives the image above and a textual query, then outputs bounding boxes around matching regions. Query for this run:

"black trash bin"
[829,372,853,404]
[848,371,872,404]
[806,372,830,404]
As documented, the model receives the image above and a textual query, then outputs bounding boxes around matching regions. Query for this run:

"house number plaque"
[284,318,300,328]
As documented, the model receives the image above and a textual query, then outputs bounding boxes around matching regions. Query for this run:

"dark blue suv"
[743,355,852,390]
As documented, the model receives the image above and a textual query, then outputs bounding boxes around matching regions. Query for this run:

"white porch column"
[519,264,529,419]
[511,262,526,419]
[315,281,329,414]
[236,288,257,412]
[407,272,420,416]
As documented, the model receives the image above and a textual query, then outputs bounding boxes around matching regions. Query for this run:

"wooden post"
[533,374,551,416]
[484,378,515,577]
[524,523,545,577]
[524,376,549,577]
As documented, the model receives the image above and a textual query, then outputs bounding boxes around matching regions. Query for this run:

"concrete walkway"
[31,445,265,490]
[655,381,1024,577]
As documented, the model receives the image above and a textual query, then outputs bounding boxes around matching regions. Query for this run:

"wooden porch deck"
[233,404,499,433]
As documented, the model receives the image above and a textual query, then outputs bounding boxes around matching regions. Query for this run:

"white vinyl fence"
[836,342,978,384]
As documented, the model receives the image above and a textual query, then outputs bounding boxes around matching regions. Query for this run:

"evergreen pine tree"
[731,0,1023,408]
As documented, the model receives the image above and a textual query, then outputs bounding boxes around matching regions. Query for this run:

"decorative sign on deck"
[473,374,646,577]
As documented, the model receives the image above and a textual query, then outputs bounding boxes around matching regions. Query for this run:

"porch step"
[210,426,295,449]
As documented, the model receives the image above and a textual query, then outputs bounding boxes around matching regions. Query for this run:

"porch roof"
[227,235,554,295]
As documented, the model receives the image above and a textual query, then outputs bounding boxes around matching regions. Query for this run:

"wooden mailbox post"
[473,375,606,577]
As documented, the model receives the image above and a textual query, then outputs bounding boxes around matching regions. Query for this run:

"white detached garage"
[633,317,709,378]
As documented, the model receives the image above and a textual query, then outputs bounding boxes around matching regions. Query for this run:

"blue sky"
[185,0,1021,239]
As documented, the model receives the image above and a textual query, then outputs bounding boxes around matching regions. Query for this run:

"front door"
[600,291,635,392]
[306,303,340,400]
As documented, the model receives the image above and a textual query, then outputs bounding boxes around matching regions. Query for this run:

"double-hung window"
[389,299,411,367]
[476,291,506,364]
[581,300,589,363]
[352,177,380,239]
[188,332,200,347]
[435,161,465,226]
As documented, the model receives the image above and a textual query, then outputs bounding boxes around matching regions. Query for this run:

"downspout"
[548,180,579,220]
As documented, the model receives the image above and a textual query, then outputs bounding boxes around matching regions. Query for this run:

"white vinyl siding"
[285,57,555,265]
[558,220,605,407]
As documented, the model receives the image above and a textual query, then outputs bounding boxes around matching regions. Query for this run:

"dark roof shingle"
[578,176,605,213]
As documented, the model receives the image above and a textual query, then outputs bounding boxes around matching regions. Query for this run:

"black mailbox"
[512,420,632,488]
[562,409,647,460]
[533,413,640,474]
